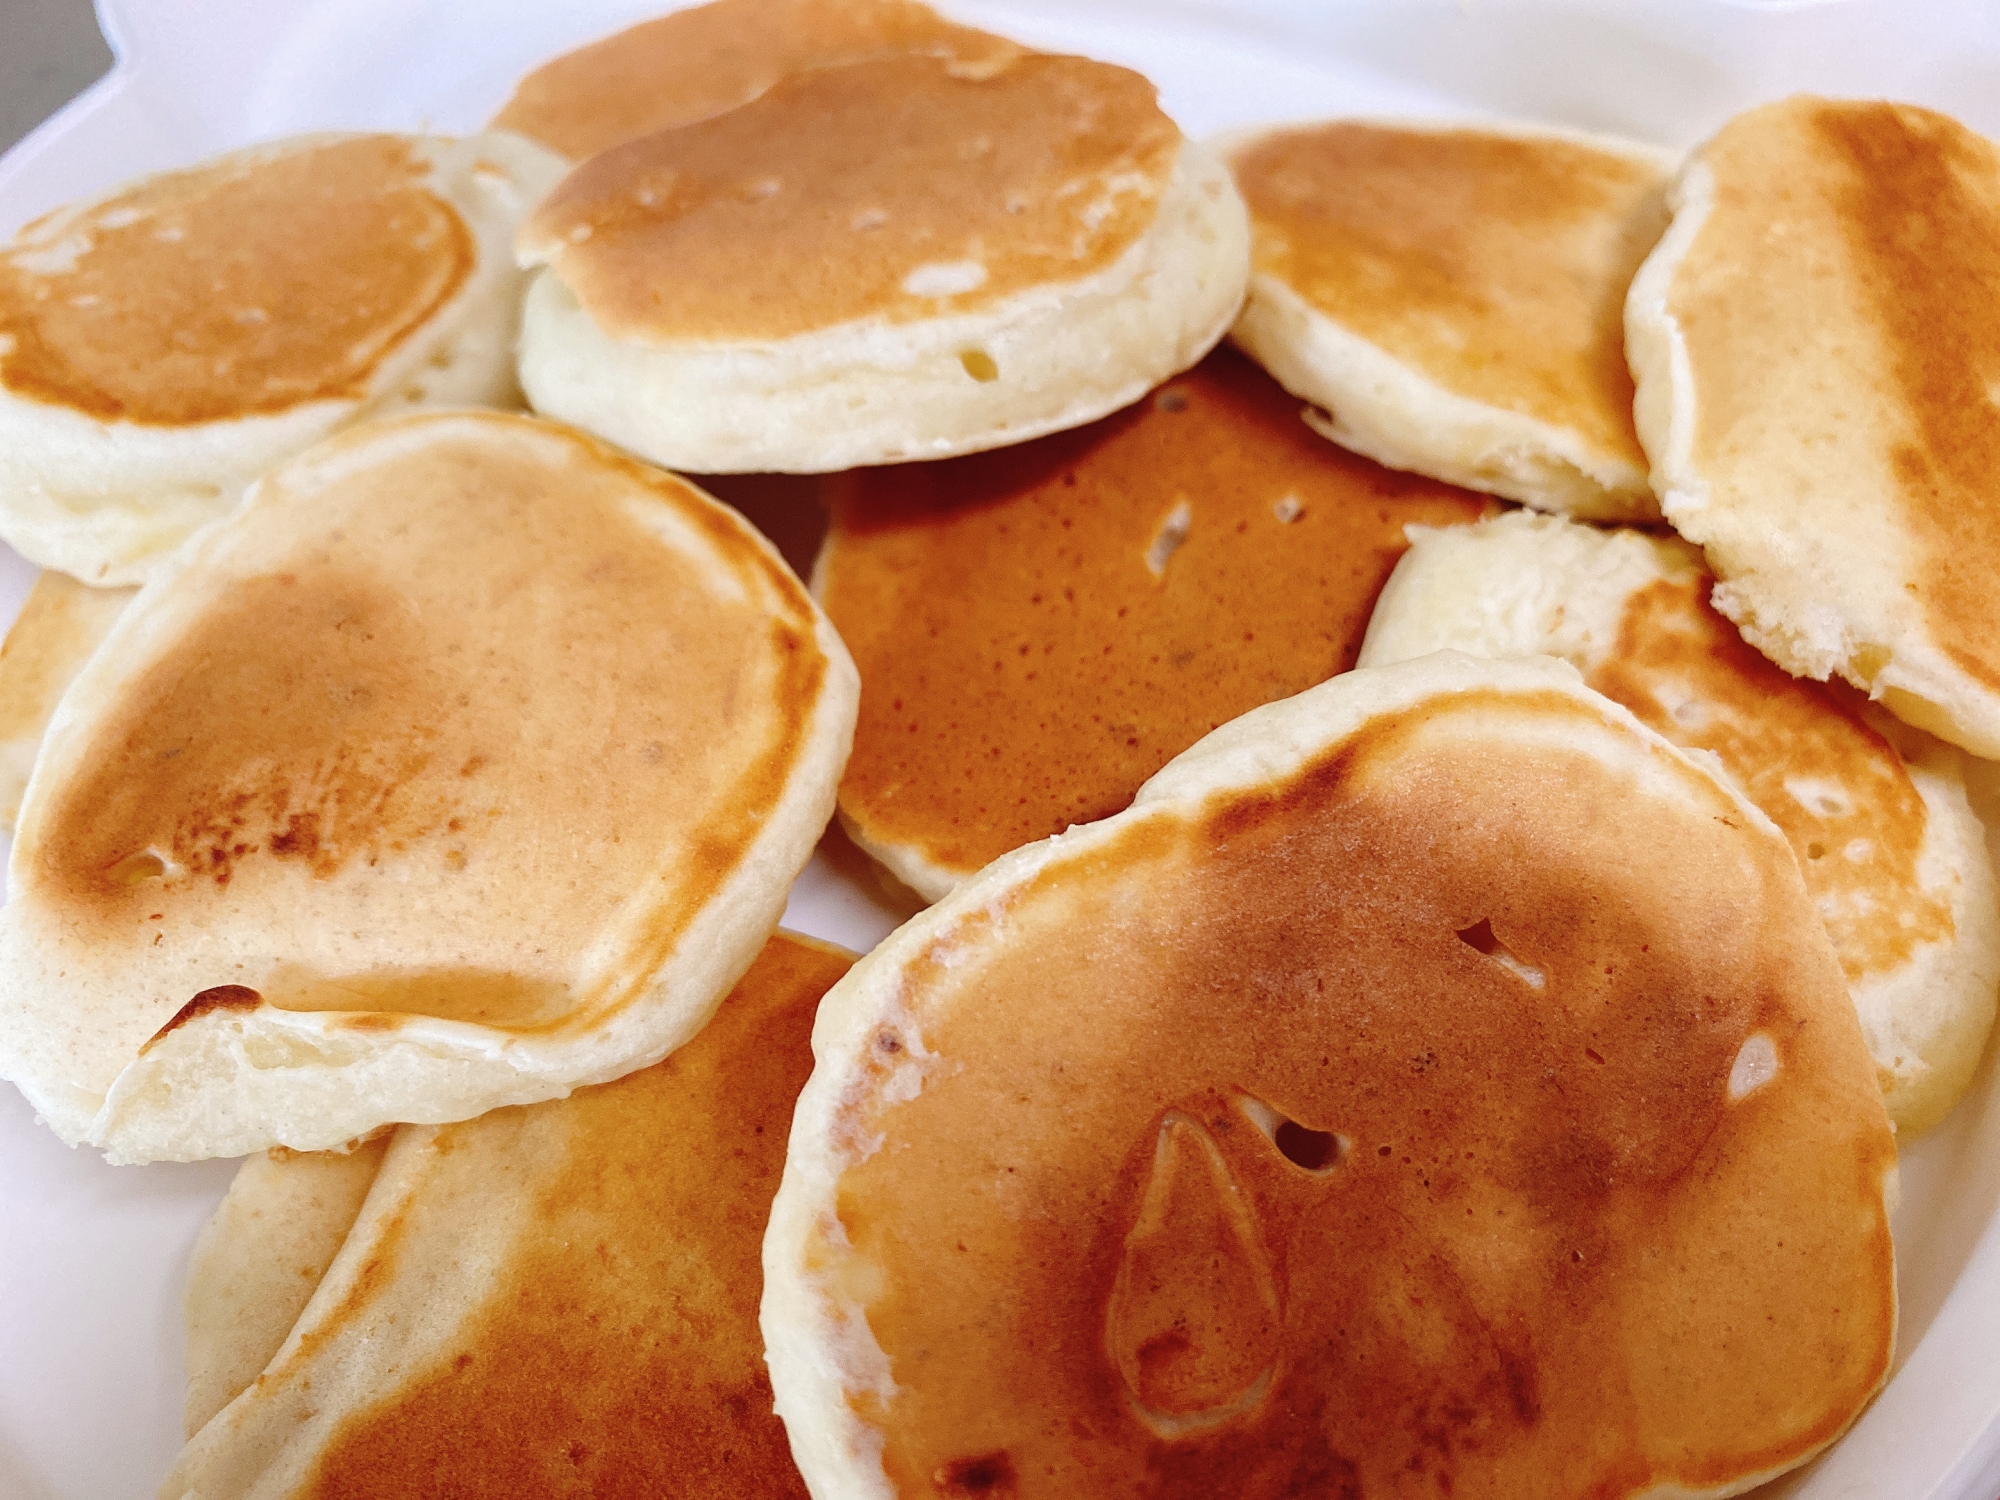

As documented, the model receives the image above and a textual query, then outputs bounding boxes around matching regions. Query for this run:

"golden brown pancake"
[0,410,857,1163]
[1627,96,2000,758]
[0,132,564,586]
[515,51,1249,473]
[168,930,850,1499]
[1359,510,2000,1134]
[1225,120,1673,520]
[764,653,1897,1500]
[0,570,135,830]
[816,346,1494,899]
[490,0,1021,161]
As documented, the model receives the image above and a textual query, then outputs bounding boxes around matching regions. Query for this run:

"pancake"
[516,51,1249,473]
[1359,510,2000,1133]
[815,346,1494,901]
[491,0,1021,162]
[1224,119,1673,521]
[764,652,1897,1500]
[1626,97,2000,757]
[0,131,566,587]
[0,410,857,1164]
[0,570,135,830]
[167,930,849,1499]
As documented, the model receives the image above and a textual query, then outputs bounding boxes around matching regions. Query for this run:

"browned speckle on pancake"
[1229,122,1668,459]
[1811,102,2000,693]
[0,137,473,425]
[290,933,850,1499]
[490,0,1020,161]
[523,52,1180,343]
[17,413,830,1037]
[820,347,1494,882]
[141,984,263,1052]
[1587,572,1951,983]
[818,687,1894,1495]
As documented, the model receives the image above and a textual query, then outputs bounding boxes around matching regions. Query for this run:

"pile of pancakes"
[1,2,1994,1496]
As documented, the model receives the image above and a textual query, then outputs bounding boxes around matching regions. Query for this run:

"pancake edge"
[515,140,1249,474]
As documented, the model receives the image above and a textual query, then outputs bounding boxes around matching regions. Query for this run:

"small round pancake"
[0,410,857,1163]
[815,346,1494,901]
[0,570,134,831]
[764,653,1897,1500]
[516,52,1249,473]
[0,131,566,587]
[1359,510,2000,1134]
[491,0,1021,162]
[168,930,850,1499]
[1627,97,2000,757]
[1224,119,1674,521]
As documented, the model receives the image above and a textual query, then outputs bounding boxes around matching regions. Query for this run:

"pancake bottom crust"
[1224,119,1674,522]
[167,931,849,1500]
[0,410,857,1163]
[1359,511,2000,1135]
[764,653,1896,1500]
[818,346,1493,901]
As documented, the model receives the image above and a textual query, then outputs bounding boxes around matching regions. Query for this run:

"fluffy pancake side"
[517,52,1249,472]
[1360,510,2000,1134]
[765,652,1895,1499]
[0,410,857,1162]
[490,0,1022,161]
[0,132,566,586]
[0,570,135,830]
[166,931,849,1500]
[1224,119,1673,521]
[817,346,1493,900]
[1627,96,2000,756]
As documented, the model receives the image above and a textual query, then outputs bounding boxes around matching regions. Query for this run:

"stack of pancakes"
[0,1,1991,1496]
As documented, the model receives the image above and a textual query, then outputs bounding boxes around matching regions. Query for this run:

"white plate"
[3,2,2000,1496]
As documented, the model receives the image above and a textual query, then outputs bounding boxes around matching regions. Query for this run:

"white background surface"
[3,2,2000,1497]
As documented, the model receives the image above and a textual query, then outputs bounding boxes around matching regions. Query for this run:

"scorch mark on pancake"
[141,984,263,1052]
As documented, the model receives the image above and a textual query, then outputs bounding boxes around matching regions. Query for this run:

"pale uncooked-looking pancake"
[0,570,134,830]
[1627,96,2000,757]
[0,132,566,586]
[517,52,1249,473]
[168,931,849,1499]
[0,410,857,1163]
[816,345,1493,900]
[1359,511,2000,1134]
[1224,119,1674,521]
[491,0,1020,162]
[764,652,1896,1500]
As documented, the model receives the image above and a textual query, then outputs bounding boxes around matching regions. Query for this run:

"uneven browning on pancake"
[491,0,1021,161]
[523,52,1180,343]
[167,932,849,1499]
[819,347,1493,898]
[764,656,1896,1500]
[1359,512,2000,1133]
[1226,120,1672,520]
[0,138,470,424]
[0,570,134,829]
[0,411,857,1162]
[1627,96,2000,757]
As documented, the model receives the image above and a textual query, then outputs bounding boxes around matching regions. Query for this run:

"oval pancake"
[516,51,1249,473]
[1224,119,1674,521]
[490,0,1021,162]
[1628,96,2000,758]
[815,346,1494,900]
[0,132,566,586]
[1359,510,2000,1134]
[0,410,857,1164]
[167,930,850,1500]
[0,570,135,831]
[764,652,1897,1500]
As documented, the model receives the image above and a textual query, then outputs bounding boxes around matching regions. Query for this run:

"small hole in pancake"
[1272,495,1303,523]
[936,1450,1016,1494]
[1807,841,1827,860]
[1155,389,1187,413]
[1728,1032,1780,1100]
[1145,499,1193,578]
[106,850,168,886]
[1455,919,1546,986]
[960,349,999,382]
[1274,1120,1340,1171]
